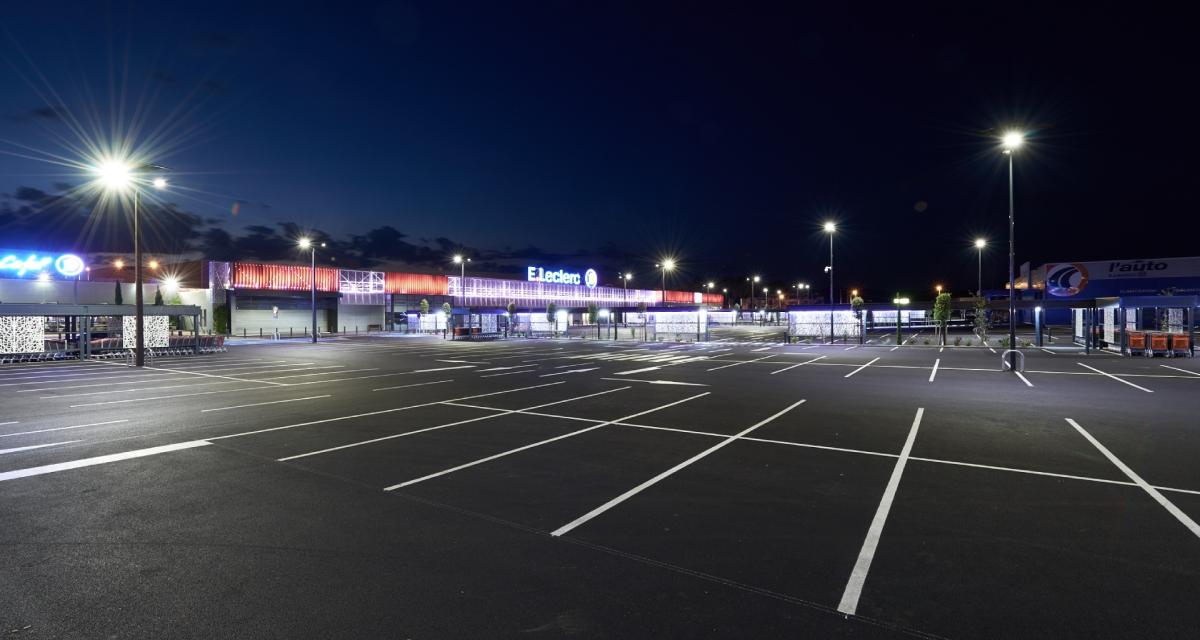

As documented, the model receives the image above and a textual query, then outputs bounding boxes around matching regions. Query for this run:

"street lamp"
[824,221,836,341]
[974,238,987,298]
[746,275,760,310]
[91,158,168,367]
[1001,131,1025,370]
[935,284,943,295]
[656,259,675,305]
[299,237,326,343]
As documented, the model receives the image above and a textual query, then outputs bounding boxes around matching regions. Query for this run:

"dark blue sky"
[1,2,1195,300]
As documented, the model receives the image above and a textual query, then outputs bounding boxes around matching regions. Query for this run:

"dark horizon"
[2,2,1196,301]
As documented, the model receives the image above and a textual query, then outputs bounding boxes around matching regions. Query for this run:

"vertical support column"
[1034,308,1043,347]
[193,314,200,354]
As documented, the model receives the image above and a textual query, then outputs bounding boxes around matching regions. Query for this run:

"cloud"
[6,106,61,122]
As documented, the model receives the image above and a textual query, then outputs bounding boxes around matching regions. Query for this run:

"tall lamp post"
[93,160,168,367]
[974,238,987,298]
[824,221,836,341]
[299,238,326,343]
[1002,132,1024,370]
[746,275,760,310]
[656,259,675,305]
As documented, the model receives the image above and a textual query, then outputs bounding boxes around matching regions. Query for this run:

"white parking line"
[843,357,880,379]
[481,370,539,378]
[372,379,455,392]
[1065,418,1200,539]
[706,355,772,372]
[201,395,331,413]
[539,367,598,377]
[280,386,631,461]
[550,398,807,537]
[837,407,924,616]
[210,381,566,441]
[612,366,661,376]
[384,392,711,491]
[770,356,826,375]
[928,358,940,382]
[0,440,82,455]
[1160,364,1200,377]
[1078,363,1153,393]
[0,420,129,439]
[0,440,211,483]
[1014,371,1034,387]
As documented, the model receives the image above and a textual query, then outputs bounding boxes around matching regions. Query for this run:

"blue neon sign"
[0,252,86,278]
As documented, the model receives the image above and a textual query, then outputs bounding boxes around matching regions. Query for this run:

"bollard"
[259,328,263,338]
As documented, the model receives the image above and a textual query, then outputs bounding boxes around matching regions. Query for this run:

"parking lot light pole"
[1002,131,1024,370]
[93,160,168,367]
[824,222,836,341]
[974,238,987,298]
[299,238,326,343]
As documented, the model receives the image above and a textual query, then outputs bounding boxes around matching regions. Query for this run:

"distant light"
[93,159,133,190]
[152,177,168,190]
[148,260,159,270]
[298,238,312,249]
[661,259,676,271]
[163,275,180,289]
[935,284,942,293]
[851,289,859,297]
[114,259,125,270]
[452,254,463,264]
[753,275,760,283]
[1001,131,1025,151]
[598,309,610,318]
[1035,306,1043,313]
[707,281,714,288]
[722,288,727,293]
[975,238,987,249]
[823,221,836,233]
[762,287,768,293]
[624,273,631,280]
[894,297,910,305]
[36,272,50,282]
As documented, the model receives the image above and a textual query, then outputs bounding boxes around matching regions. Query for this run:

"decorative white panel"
[1103,308,1116,345]
[123,315,170,348]
[480,315,498,333]
[651,311,701,334]
[417,314,446,331]
[1073,309,1085,340]
[339,270,385,294]
[0,316,45,353]
[788,310,861,338]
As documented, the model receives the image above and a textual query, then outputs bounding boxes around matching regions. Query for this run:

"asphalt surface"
[2,332,1198,638]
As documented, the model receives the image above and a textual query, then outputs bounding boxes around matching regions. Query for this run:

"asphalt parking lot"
[2,335,1198,638]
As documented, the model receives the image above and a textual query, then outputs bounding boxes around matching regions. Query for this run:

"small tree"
[419,298,430,315]
[851,295,865,319]
[506,302,516,315]
[586,302,598,324]
[974,296,989,342]
[933,292,952,345]
[154,287,164,306]
[114,281,123,305]
[546,302,557,324]
[636,301,647,315]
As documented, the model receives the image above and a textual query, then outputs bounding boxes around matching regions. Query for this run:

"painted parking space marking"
[0,440,211,483]
[837,407,923,616]
[279,386,631,461]
[210,381,566,441]
[1066,418,1200,539]
[1078,363,1153,393]
[706,355,772,372]
[843,357,880,378]
[769,356,826,375]
[928,358,940,382]
[201,395,331,413]
[550,398,807,537]
[384,392,711,491]
[0,420,129,439]
[0,440,82,455]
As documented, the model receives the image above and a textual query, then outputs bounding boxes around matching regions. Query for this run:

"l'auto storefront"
[211,261,721,335]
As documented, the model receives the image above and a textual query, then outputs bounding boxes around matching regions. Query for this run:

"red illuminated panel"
[232,263,338,292]
[701,292,723,305]
[385,272,449,295]
[662,290,698,304]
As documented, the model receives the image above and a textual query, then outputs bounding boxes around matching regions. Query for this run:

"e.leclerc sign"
[527,266,598,289]
[0,251,86,278]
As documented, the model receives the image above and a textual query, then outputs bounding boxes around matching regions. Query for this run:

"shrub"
[954,336,962,346]
[923,338,930,345]
[965,339,973,346]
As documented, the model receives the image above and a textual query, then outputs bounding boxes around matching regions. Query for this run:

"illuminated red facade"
[232,263,339,292]
[385,272,449,295]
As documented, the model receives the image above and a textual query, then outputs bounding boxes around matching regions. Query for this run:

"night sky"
[1,2,1195,302]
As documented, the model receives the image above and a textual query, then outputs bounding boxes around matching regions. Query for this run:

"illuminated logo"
[1045,262,1089,296]
[527,266,589,286]
[584,269,598,288]
[0,252,86,278]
